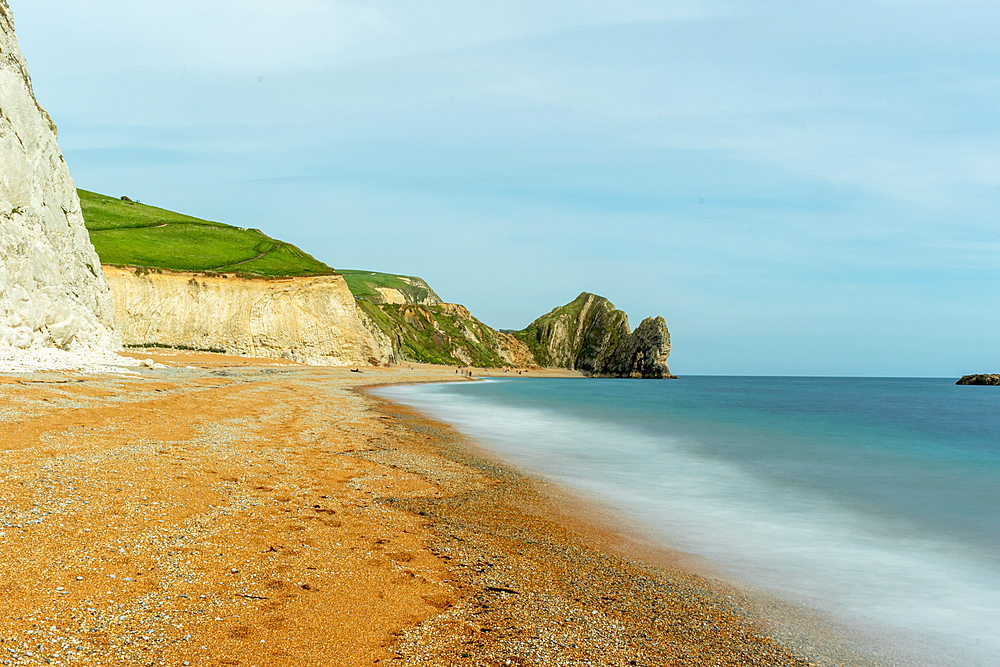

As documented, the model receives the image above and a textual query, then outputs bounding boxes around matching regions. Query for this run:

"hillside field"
[79,190,334,277]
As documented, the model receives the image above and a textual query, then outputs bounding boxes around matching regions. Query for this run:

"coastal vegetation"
[79,190,671,375]
[356,299,521,367]
[78,190,518,366]
[344,270,520,366]
[339,269,441,305]
[79,190,334,277]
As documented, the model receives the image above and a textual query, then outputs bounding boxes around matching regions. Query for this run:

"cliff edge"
[0,3,118,351]
[515,293,674,378]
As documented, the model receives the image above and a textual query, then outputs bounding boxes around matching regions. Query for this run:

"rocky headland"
[514,292,675,378]
[351,288,673,376]
[102,260,674,376]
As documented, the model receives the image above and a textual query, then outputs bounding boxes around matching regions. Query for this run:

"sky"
[11,0,1000,376]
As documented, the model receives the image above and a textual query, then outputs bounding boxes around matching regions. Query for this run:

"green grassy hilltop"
[79,190,334,277]
[338,270,442,306]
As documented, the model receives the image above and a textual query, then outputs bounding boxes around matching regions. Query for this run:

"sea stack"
[0,2,118,351]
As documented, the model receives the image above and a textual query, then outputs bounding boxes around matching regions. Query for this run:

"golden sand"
[0,351,813,666]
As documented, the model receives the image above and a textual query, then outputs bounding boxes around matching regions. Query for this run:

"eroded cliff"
[516,293,674,378]
[104,267,393,366]
[0,3,118,351]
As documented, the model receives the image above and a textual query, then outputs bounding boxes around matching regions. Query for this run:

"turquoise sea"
[376,377,1000,666]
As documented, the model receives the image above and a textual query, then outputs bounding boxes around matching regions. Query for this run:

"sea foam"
[377,377,1000,667]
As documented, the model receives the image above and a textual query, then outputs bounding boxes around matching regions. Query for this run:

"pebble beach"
[0,350,819,666]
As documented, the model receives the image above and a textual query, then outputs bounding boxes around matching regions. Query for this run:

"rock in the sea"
[604,315,674,379]
[956,374,1000,386]
[0,3,118,351]
[517,293,675,378]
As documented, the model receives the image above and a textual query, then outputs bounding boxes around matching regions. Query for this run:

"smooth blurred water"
[375,377,1000,666]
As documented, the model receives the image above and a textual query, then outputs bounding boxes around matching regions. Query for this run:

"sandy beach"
[0,350,816,667]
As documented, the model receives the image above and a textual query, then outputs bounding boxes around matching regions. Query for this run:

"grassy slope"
[80,190,334,277]
[345,270,509,365]
[339,270,439,304]
[356,300,513,367]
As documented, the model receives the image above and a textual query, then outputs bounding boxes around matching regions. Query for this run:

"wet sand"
[0,351,819,666]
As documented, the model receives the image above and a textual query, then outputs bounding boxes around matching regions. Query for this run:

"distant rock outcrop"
[515,293,675,378]
[0,3,118,351]
[957,374,1000,386]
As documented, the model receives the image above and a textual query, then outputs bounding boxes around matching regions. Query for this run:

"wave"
[377,380,1000,666]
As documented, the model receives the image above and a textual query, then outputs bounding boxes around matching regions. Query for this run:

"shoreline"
[0,350,873,666]
[361,380,920,667]
[360,387,817,666]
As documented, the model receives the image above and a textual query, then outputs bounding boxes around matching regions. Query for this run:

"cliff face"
[516,293,674,378]
[0,3,118,351]
[517,293,629,370]
[104,267,393,366]
[103,261,670,374]
[347,285,672,376]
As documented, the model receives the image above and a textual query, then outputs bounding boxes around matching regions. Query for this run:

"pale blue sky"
[12,1,1000,375]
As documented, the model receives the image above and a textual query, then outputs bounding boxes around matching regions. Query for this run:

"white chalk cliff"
[0,2,118,351]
